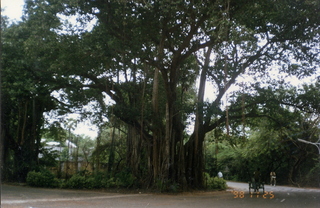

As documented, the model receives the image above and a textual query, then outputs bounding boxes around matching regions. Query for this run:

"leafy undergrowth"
[25,170,227,193]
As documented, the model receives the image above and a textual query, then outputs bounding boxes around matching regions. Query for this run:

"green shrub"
[85,177,97,189]
[63,173,117,189]
[105,177,117,188]
[114,172,135,188]
[26,169,57,188]
[205,173,227,190]
[90,172,114,189]
[64,174,87,189]
[84,176,113,189]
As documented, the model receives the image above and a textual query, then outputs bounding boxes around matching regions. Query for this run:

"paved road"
[1,182,320,208]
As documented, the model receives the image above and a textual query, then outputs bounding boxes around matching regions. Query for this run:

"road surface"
[1,182,319,208]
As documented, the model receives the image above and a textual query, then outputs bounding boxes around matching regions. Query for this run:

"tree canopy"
[1,0,319,189]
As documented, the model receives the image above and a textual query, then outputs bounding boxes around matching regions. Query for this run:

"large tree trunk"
[161,67,187,189]
[126,124,141,178]
[186,46,213,188]
[11,99,42,182]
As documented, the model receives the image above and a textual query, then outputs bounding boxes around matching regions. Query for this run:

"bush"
[68,170,135,189]
[26,169,57,188]
[82,176,113,189]
[64,174,87,189]
[62,173,118,189]
[114,172,136,188]
[105,177,117,188]
[89,172,115,189]
[205,173,227,190]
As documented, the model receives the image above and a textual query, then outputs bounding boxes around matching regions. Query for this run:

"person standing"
[270,171,276,186]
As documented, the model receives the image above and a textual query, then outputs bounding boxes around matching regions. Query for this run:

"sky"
[1,0,24,21]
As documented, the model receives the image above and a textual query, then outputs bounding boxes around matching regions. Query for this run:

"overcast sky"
[1,0,24,21]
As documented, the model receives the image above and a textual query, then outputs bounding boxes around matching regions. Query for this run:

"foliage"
[204,92,320,187]
[114,171,137,188]
[39,147,59,167]
[63,174,87,189]
[53,0,320,189]
[303,162,320,187]
[1,3,61,181]
[62,171,136,189]
[2,0,320,190]
[205,173,227,190]
[26,170,58,188]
